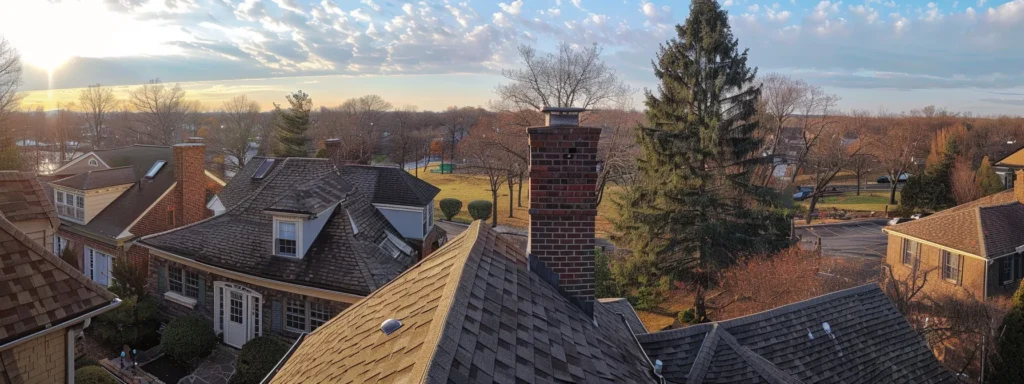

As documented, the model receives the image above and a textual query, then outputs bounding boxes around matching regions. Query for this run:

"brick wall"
[174,143,208,227]
[147,256,350,344]
[527,118,601,315]
[0,328,67,384]
[56,228,121,273]
[885,234,990,298]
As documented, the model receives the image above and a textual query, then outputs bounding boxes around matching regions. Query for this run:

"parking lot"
[796,219,889,259]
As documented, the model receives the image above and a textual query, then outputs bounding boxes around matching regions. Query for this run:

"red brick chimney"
[174,138,207,226]
[325,138,343,167]
[528,107,600,316]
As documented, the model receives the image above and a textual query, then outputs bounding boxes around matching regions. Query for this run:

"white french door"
[84,247,111,287]
[214,282,262,348]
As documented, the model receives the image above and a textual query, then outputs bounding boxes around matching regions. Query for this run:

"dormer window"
[88,158,98,166]
[55,190,84,221]
[274,217,302,258]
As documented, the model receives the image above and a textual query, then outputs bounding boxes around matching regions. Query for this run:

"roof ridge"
[716,328,804,384]
[413,221,488,383]
[685,324,719,384]
[716,283,880,328]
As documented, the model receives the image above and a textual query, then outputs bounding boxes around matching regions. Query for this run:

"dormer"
[50,166,138,224]
[263,175,350,259]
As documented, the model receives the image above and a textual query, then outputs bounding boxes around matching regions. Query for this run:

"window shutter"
[86,249,95,281]
[197,274,206,305]
[157,265,167,292]
[958,255,964,286]
[272,301,283,332]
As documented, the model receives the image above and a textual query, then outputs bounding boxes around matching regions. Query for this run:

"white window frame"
[88,158,98,166]
[55,190,85,222]
[902,239,919,266]
[167,266,201,299]
[213,282,263,339]
[424,204,433,236]
[84,247,112,287]
[284,299,334,333]
[273,217,303,258]
[53,234,69,256]
[380,238,401,259]
[941,251,963,285]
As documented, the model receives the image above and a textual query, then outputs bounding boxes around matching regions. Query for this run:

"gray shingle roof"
[265,174,352,215]
[637,284,955,384]
[139,157,413,295]
[51,166,136,190]
[599,297,648,334]
[44,146,177,239]
[339,165,440,207]
[268,221,658,384]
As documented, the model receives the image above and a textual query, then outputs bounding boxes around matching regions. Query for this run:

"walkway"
[178,346,238,384]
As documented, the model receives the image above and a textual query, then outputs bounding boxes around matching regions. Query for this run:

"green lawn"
[800,191,899,212]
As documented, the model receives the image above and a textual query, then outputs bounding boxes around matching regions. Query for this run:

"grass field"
[410,163,622,237]
[800,191,899,212]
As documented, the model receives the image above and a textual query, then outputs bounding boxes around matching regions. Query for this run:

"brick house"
[882,171,1024,300]
[264,108,953,384]
[136,157,417,347]
[42,142,225,288]
[0,172,120,384]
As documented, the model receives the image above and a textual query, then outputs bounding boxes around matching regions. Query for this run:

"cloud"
[724,0,735,6]
[767,9,792,22]
[572,0,583,10]
[641,1,671,24]
[985,0,1024,24]
[748,4,760,12]
[849,5,880,23]
[499,0,524,16]
[981,97,1024,106]
[811,1,841,22]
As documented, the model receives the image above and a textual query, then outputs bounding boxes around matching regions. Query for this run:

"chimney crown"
[542,107,585,127]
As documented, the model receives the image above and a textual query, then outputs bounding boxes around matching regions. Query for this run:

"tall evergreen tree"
[613,0,788,323]
[273,90,312,157]
[976,155,1004,197]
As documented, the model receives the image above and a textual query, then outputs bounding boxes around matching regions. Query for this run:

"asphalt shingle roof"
[51,166,136,190]
[637,284,955,384]
[884,190,1024,258]
[0,212,117,344]
[598,297,648,335]
[268,221,658,384]
[44,145,177,239]
[340,165,440,207]
[139,157,413,295]
[0,172,60,228]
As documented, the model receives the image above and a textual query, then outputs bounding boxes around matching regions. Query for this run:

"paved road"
[796,219,889,259]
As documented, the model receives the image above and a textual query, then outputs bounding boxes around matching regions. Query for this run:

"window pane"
[309,302,333,331]
[278,222,296,240]
[56,191,64,203]
[285,299,307,331]
[76,195,84,208]
[184,271,200,299]
[278,239,297,256]
[169,266,183,294]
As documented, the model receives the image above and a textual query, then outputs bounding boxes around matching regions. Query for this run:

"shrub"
[93,295,159,349]
[467,200,492,221]
[60,244,78,269]
[439,198,463,221]
[74,358,100,370]
[609,253,671,311]
[75,366,117,384]
[160,316,217,369]
[110,257,147,298]
[231,337,289,384]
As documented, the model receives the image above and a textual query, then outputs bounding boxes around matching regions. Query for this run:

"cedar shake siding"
[0,329,68,384]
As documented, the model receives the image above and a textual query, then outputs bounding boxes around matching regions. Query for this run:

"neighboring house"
[0,172,61,249]
[264,108,952,384]
[993,144,1024,188]
[336,163,445,255]
[42,141,226,288]
[883,179,1024,299]
[0,198,120,383]
[136,157,417,347]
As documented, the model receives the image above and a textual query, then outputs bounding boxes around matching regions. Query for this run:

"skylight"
[252,159,276,180]
[145,160,166,178]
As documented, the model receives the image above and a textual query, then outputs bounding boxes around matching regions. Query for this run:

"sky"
[1,0,1023,115]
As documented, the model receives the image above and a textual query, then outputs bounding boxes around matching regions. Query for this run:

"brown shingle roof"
[268,221,657,384]
[638,284,955,383]
[0,213,117,344]
[51,166,136,190]
[0,171,59,228]
[884,190,1024,258]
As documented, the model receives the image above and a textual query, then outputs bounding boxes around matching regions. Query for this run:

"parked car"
[888,217,913,225]
[877,173,911,183]
[910,213,932,220]
[793,190,812,201]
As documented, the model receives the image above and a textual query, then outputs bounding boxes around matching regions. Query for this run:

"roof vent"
[807,328,814,340]
[381,319,402,335]
[653,359,664,376]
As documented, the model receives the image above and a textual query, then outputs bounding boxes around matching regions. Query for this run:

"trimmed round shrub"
[231,337,289,384]
[439,198,463,221]
[160,316,217,368]
[467,200,493,221]
[75,366,117,384]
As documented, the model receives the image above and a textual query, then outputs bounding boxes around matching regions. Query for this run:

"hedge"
[231,337,290,384]
[160,316,217,368]
[75,366,117,384]
[467,200,492,221]
[439,198,463,221]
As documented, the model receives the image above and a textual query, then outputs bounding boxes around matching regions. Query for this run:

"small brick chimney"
[528,107,600,316]
[174,139,207,226]
[325,138,343,167]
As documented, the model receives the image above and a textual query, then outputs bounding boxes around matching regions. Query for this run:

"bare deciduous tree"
[755,74,840,186]
[128,79,196,145]
[217,95,263,174]
[462,115,510,227]
[388,105,421,170]
[495,42,632,126]
[951,156,980,204]
[871,118,929,204]
[78,84,118,149]
[321,94,392,164]
[800,125,865,223]
[0,38,22,128]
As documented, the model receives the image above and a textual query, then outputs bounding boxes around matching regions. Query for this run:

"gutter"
[260,332,307,383]
[0,298,121,352]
